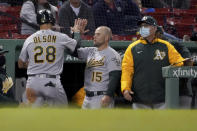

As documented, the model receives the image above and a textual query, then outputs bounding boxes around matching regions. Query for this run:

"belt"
[85,90,107,97]
[28,74,58,79]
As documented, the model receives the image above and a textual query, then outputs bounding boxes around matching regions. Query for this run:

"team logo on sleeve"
[87,57,105,67]
[154,49,166,60]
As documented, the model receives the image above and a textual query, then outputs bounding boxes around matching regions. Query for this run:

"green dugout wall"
[0,39,197,107]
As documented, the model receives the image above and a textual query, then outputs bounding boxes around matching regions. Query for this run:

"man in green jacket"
[121,16,184,109]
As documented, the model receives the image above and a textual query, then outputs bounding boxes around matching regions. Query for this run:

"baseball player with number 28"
[75,26,121,109]
[18,9,86,107]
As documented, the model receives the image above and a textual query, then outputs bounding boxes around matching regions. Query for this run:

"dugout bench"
[0,38,197,107]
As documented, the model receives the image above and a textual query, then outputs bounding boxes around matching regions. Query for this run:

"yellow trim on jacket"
[121,40,141,93]
[157,39,184,66]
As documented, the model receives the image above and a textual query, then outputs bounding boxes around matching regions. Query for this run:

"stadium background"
[0,0,197,130]
[0,0,197,39]
[0,0,197,104]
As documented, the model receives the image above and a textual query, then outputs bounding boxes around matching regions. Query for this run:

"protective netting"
[0,0,196,40]
[142,0,197,39]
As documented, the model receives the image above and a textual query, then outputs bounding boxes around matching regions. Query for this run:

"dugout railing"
[162,66,197,109]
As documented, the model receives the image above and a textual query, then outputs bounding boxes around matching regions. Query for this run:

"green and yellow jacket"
[121,38,184,104]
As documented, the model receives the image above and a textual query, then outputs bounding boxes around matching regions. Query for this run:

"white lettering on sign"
[173,68,197,78]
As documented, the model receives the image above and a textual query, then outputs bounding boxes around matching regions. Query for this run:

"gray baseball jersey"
[77,46,121,92]
[19,29,77,75]
[19,29,77,107]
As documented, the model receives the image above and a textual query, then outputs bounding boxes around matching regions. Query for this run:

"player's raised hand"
[79,19,89,34]
[71,18,88,34]
[101,95,111,107]
[71,18,81,33]
[123,90,134,102]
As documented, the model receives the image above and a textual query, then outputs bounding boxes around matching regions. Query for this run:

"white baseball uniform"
[77,46,121,109]
[19,29,77,107]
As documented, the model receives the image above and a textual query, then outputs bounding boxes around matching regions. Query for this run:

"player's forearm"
[106,70,121,97]
[18,59,28,69]
[71,32,82,57]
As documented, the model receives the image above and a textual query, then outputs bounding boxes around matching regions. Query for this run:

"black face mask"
[0,55,6,67]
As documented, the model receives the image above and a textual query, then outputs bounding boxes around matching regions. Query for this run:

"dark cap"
[137,16,158,26]
[0,46,8,55]
[190,32,197,41]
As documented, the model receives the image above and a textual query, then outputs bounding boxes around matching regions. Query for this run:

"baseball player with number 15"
[74,26,121,109]
[18,9,86,107]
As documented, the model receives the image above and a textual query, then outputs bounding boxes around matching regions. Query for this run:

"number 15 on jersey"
[91,72,102,82]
